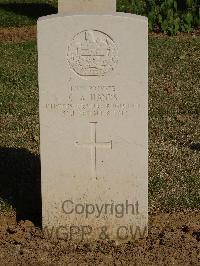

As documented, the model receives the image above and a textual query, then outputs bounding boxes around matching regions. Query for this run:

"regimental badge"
[67,30,118,77]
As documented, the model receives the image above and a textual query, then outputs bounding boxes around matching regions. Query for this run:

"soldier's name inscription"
[45,84,141,118]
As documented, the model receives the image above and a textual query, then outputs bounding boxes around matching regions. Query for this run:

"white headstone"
[38,1,148,242]
[58,0,116,13]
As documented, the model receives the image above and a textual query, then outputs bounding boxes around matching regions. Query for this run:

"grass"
[0,41,41,219]
[0,41,39,152]
[0,35,199,214]
[148,36,200,212]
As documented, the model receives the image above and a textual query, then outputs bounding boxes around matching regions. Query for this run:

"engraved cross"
[75,122,112,178]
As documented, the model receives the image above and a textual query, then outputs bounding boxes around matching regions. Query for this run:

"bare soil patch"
[0,26,36,42]
[0,211,200,265]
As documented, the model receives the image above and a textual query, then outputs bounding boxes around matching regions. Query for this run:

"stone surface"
[38,13,148,242]
[58,0,116,13]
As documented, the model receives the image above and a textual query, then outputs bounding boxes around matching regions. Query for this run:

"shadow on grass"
[0,147,41,227]
[190,143,200,151]
[0,3,57,20]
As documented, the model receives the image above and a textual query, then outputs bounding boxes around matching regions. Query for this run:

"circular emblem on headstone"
[67,30,118,77]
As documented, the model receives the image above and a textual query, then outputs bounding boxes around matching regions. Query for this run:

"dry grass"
[149,36,200,212]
